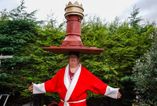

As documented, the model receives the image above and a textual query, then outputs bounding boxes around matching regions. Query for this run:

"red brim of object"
[42,46,104,54]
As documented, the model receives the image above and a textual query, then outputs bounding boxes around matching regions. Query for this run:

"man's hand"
[117,91,122,99]
[28,83,33,93]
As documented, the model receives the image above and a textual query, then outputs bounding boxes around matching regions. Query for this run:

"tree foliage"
[0,3,67,105]
[0,9,38,96]
[132,30,157,106]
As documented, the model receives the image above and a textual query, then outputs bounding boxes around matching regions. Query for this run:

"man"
[28,52,121,106]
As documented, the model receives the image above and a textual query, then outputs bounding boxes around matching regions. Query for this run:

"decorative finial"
[67,1,72,5]
[66,0,83,7]
[65,0,84,18]
[68,0,82,4]
[74,1,79,5]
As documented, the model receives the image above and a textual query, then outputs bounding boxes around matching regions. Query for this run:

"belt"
[61,99,86,106]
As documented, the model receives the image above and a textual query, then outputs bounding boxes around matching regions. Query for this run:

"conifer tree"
[132,31,157,106]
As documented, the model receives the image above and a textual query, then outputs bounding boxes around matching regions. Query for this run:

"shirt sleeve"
[86,70,119,99]
[104,86,120,99]
[33,70,61,94]
[44,71,60,93]
[87,70,108,95]
[33,83,46,94]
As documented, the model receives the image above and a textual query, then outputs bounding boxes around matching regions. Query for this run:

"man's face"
[69,55,79,68]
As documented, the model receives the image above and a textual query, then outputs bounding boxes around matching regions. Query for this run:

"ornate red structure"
[43,1,104,54]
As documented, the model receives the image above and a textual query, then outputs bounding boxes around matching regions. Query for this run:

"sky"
[0,0,156,24]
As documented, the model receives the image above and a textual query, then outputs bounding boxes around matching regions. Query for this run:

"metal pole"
[0,55,13,105]
[0,55,13,59]
[3,94,10,106]
[0,94,10,106]
[0,54,13,71]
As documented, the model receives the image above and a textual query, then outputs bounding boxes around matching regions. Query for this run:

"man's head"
[68,52,80,68]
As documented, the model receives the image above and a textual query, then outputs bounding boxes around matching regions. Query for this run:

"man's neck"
[69,64,80,73]
[70,67,76,73]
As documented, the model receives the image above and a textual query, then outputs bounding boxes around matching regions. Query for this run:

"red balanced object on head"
[43,1,104,54]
